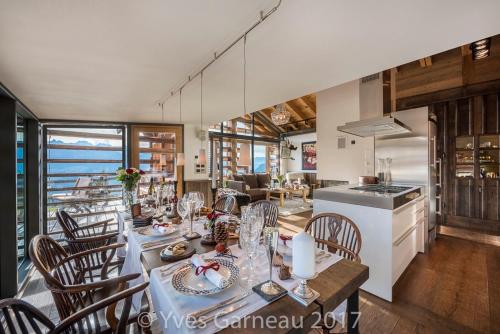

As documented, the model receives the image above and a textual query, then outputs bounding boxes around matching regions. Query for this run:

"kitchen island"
[313,184,425,301]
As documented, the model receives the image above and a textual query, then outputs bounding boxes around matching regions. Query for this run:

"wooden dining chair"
[0,298,55,333]
[250,200,279,227]
[29,235,150,328]
[304,213,362,262]
[213,195,237,214]
[0,282,149,334]
[56,210,123,274]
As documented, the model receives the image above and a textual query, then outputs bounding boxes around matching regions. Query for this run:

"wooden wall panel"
[396,49,463,99]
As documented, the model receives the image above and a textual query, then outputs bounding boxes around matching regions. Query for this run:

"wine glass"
[196,192,204,220]
[261,227,280,295]
[183,193,198,238]
[239,205,264,288]
[177,195,189,234]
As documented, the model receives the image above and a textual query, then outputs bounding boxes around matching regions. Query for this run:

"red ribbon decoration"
[195,262,220,276]
[279,234,292,245]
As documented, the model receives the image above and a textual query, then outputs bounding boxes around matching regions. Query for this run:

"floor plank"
[18,223,500,333]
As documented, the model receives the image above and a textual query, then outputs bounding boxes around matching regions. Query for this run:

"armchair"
[29,235,150,326]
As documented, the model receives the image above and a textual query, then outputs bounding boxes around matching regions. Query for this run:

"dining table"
[119,210,369,334]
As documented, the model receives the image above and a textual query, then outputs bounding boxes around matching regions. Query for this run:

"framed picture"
[302,141,317,170]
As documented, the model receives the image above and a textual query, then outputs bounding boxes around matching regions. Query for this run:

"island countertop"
[313,184,423,210]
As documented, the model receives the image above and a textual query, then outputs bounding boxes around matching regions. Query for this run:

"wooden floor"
[19,212,500,333]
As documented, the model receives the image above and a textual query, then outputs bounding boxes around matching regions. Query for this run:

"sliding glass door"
[43,125,125,240]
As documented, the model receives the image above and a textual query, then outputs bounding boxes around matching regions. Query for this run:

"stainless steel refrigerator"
[375,107,438,251]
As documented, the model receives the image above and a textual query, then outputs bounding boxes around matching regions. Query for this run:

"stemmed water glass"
[239,205,264,288]
[177,195,189,235]
[180,194,198,238]
[261,227,280,295]
[188,192,204,221]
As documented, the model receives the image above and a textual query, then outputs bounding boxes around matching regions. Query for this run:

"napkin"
[190,254,227,288]
[279,234,293,247]
[153,222,170,233]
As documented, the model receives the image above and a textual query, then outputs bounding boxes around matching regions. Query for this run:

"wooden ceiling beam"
[295,98,316,118]
[419,56,432,67]
[284,103,309,129]
[461,45,472,56]
[253,110,284,134]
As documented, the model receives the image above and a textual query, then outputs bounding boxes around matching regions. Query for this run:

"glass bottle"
[384,158,392,185]
[377,158,386,183]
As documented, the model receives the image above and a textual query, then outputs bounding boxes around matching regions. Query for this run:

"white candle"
[292,231,316,278]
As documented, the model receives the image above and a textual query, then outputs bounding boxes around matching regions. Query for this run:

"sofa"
[226,173,271,202]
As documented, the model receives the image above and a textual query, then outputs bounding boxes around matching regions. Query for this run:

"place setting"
[148,203,345,332]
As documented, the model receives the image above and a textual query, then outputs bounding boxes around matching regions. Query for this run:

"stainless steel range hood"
[337,73,412,137]
[337,116,411,137]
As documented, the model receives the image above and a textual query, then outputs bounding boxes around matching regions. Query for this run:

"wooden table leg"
[280,192,285,207]
[302,190,307,202]
[347,289,360,334]
[266,191,270,201]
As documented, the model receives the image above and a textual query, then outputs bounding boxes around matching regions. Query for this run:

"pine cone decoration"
[214,221,229,244]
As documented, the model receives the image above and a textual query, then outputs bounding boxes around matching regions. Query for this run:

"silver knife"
[189,291,251,319]
[142,237,178,249]
[194,301,249,327]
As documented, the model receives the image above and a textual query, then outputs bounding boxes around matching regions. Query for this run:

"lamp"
[470,38,491,60]
[176,87,185,166]
[197,71,206,165]
[197,149,207,165]
[271,103,291,125]
[176,153,185,166]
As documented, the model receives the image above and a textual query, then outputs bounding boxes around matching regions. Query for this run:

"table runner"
[117,211,205,310]
[150,244,344,333]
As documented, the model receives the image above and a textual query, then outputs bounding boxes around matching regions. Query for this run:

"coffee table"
[266,187,307,207]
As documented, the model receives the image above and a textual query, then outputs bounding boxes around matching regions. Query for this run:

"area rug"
[272,197,313,217]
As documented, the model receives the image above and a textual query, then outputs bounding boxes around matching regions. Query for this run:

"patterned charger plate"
[171,258,239,296]
[137,225,177,237]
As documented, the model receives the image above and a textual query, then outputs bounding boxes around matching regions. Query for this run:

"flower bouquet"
[116,167,145,208]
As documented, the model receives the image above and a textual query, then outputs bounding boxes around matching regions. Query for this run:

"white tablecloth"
[117,211,203,310]
[149,244,344,334]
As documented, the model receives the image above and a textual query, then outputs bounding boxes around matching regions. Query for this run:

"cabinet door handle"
[393,218,424,246]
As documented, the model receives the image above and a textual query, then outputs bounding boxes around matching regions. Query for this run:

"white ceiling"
[1,0,499,125]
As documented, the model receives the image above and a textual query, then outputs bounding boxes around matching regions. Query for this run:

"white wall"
[183,123,209,181]
[283,132,317,173]
[316,80,374,184]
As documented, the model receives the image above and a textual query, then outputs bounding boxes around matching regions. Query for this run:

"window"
[254,142,280,175]
[16,116,26,277]
[44,126,125,239]
[131,125,183,196]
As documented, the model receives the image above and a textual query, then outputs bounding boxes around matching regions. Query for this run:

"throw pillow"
[257,173,271,188]
[242,174,259,189]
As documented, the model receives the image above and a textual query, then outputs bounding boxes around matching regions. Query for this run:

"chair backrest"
[51,282,149,334]
[250,200,279,227]
[0,298,55,334]
[72,177,92,197]
[29,235,89,320]
[56,210,81,240]
[0,282,149,334]
[213,195,237,214]
[304,213,362,262]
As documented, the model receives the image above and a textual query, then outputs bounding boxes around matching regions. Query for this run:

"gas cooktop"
[349,185,414,194]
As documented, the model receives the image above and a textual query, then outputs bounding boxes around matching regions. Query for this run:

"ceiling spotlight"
[469,38,491,60]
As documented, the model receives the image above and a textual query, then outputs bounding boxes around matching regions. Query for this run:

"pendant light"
[176,88,185,166]
[271,103,291,125]
[197,71,207,165]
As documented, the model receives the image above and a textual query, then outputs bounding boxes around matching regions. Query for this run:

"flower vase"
[123,185,138,210]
